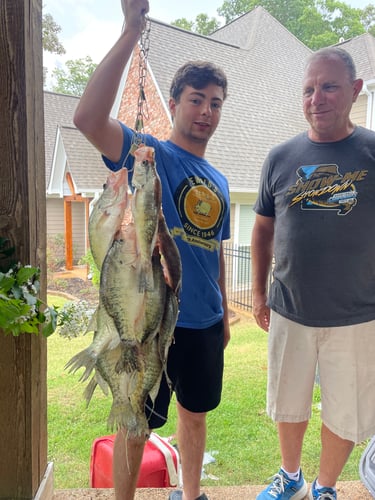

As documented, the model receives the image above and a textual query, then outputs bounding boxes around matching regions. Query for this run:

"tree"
[172,13,220,35]
[360,4,375,36]
[42,13,65,55]
[193,0,375,49]
[51,56,97,96]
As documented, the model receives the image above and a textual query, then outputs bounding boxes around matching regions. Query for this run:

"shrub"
[56,300,95,339]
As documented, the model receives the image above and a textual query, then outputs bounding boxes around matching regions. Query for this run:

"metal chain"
[133,15,151,148]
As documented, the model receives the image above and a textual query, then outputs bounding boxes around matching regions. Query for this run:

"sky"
[43,0,372,86]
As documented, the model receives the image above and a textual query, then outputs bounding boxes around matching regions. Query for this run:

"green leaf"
[16,266,39,284]
[22,290,38,306]
[0,274,16,294]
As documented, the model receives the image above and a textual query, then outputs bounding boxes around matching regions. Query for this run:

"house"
[44,91,107,268]
[336,33,375,130]
[44,7,375,274]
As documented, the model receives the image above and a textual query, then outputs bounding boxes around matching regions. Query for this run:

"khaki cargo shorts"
[267,311,375,443]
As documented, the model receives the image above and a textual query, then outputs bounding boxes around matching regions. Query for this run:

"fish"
[142,252,167,343]
[132,146,162,292]
[84,342,138,433]
[100,222,146,371]
[158,285,179,369]
[64,301,120,382]
[157,213,182,297]
[113,249,167,375]
[128,336,163,437]
[89,168,128,270]
[67,147,182,439]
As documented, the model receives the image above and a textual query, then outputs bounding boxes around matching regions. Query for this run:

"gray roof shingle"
[44,92,106,194]
[44,91,79,185]
[44,9,375,196]
[59,126,107,193]
[147,7,311,192]
[336,33,375,82]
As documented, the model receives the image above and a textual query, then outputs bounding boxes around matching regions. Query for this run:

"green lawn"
[47,296,368,489]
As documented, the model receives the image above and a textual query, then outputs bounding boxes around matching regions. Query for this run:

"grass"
[47,295,368,489]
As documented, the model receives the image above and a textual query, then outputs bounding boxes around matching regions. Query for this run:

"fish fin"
[83,376,98,406]
[65,348,96,382]
[95,371,110,397]
[85,307,98,334]
[107,401,139,434]
[148,371,163,404]
[125,370,138,398]
[138,262,154,292]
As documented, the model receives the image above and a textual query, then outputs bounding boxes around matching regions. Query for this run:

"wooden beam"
[0,0,49,498]
[64,199,73,270]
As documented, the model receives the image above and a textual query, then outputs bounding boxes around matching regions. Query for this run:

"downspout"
[362,81,375,131]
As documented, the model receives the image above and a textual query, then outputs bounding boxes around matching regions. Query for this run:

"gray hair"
[305,47,357,82]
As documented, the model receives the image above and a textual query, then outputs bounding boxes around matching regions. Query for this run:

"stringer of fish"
[66,145,182,440]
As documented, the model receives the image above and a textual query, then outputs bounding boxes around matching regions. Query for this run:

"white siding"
[46,198,88,263]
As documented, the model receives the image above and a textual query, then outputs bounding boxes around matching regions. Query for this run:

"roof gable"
[144,11,311,192]
[44,91,79,185]
[336,33,375,82]
[44,92,107,196]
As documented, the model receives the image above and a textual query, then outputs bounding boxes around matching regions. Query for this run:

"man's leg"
[318,424,354,487]
[278,421,308,472]
[177,402,206,500]
[113,428,147,500]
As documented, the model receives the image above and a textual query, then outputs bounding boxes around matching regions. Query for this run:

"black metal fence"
[223,243,252,312]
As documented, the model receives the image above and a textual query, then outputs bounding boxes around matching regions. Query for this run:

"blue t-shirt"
[102,123,230,329]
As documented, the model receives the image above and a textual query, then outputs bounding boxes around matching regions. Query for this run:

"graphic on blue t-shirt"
[173,175,226,250]
[286,163,368,215]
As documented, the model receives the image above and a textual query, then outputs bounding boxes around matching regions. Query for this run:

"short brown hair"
[170,61,228,102]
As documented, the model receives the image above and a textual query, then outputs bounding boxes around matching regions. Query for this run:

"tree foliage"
[42,13,65,55]
[51,56,97,96]
[172,13,220,35]
[174,0,375,49]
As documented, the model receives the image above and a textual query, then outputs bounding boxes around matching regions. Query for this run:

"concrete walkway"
[53,481,372,499]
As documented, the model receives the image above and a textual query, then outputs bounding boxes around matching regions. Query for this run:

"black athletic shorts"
[145,319,224,429]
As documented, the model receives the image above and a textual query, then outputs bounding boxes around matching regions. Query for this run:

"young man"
[252,47,375,500]
[73,1,231,500]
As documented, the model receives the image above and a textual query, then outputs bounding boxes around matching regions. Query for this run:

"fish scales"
[67,146,182,439]
[100,223,146,357]
[132,146,162,292]
[157,213,182,297]
[89,168,128,270]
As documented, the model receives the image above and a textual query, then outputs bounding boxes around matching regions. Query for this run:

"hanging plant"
[0,237,58,337]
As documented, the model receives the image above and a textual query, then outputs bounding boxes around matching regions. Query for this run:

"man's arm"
[251,214,274,332]
[73,0,149,162]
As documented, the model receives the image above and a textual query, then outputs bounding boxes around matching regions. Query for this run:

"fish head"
[96,168,129,212]
[132,146,158,189]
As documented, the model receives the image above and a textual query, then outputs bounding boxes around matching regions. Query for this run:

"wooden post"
[64,199,73,270]
[0,0,50,498]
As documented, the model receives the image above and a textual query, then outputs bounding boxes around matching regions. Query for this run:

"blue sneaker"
[256,468,308,499]
[309,479,337,499]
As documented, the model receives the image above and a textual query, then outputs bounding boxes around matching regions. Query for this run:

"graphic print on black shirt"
[286,163,368,215]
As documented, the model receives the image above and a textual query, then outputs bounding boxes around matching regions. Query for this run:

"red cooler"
[90,432,180,488]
